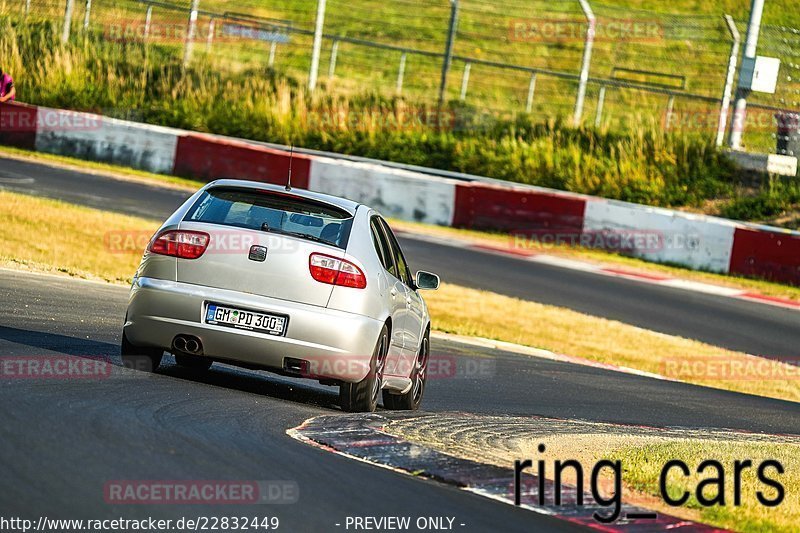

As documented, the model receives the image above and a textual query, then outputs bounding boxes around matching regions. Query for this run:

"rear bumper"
[123,277,383,382]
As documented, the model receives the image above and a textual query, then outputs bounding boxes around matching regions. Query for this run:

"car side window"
[378,218,413,287]
[370,216,398,278]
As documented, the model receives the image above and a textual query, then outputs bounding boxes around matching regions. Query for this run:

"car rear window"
[184,187,354,249]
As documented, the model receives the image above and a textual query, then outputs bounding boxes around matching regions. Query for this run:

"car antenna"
[285,145,294,191]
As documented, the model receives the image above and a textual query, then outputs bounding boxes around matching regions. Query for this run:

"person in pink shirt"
[0,67,16,102]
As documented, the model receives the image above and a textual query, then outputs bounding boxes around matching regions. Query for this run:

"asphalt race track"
[2,270,799,531]
[1,155,800,531]
[2,155,800,360]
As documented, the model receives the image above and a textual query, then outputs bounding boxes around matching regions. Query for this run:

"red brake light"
[309,253,367,289]
[148,230,210,260]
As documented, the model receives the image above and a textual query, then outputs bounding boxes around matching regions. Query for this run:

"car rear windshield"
[184,187,355,249]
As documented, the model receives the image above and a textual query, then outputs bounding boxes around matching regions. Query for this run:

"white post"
[396,52,407,94]
[206,19,215,53]
[328,40,339,78]
[25,0,31,17]
[182,0,200,70]
[308,0,327,90]
[573,0,595,126]
[459,62,471,101]
[526,73,537,113]
[665,95,675,128]
[730,0,765,149]
[717,15,741,146]
[143,5,153,42]
[594,86,606,128]
[269,41,277,67]
[62,0,75,44]
[83,0,91,30]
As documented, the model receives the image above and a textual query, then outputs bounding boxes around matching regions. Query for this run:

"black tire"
[383,328,429,411]
[120,331,163,373]
[339,325,389,413]
[175,354,213,371]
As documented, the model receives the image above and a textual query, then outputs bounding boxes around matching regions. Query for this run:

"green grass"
[611,441,800,532]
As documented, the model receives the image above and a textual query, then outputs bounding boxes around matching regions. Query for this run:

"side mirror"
[415,271,440,290]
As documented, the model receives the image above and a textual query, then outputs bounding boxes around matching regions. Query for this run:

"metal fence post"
[396,52,407,94]
[206,19,215,53]
[594,86,606,128]
[573,0,595,126]
[717,14,741,146]
[665,95,675,127]
[143,5,153,42]
[62,0,75,44]
[525,73,537,113]
[269,41,277,67]
[328,40,339,79]
[459,62,471,101]
[182,0,200,70]
[730,0,765,149]
[308,0,327,90]
[83,0,91,30]
[437,0,459,112]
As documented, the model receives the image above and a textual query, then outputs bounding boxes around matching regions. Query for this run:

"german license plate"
[205,304,287,336]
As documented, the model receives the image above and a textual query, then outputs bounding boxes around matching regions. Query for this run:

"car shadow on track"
[0,325,115,356]
[159,359,342,412]
[0,325,342,412]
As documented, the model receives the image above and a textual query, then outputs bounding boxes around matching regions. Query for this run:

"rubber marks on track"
[288,413,725,532]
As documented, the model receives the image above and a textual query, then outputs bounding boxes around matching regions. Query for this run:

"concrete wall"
[34,107,180,174]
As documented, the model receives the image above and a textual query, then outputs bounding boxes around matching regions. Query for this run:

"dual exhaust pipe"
[172,335,203,355]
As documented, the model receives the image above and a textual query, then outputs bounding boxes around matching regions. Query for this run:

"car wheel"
[339,324,389,413]
[175,354,213,371]
[120,331,163,372]
[383,328,429,411]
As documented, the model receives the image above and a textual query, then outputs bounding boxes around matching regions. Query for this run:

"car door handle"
[390,287,398,297]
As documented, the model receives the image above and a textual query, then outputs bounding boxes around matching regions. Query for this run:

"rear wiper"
[260,223,335,246]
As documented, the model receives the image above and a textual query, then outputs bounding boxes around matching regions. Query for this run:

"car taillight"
[148,230,210,260]
[309,253,367,289]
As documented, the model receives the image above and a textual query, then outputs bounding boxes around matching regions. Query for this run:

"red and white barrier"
[34,107,181,174]
[308,157,456,226]
[1,101,799,286]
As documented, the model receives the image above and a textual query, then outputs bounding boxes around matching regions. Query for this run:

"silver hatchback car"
[122,179,439,412]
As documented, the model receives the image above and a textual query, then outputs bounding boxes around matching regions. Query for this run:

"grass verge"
[1,189,799,404]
